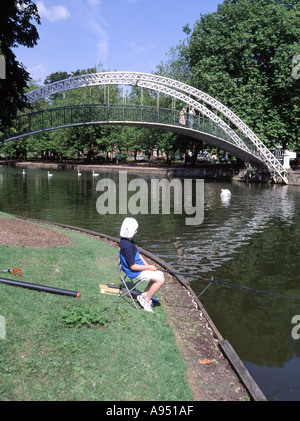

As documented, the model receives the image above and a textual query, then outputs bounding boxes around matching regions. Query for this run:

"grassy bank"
[0,212,193,401]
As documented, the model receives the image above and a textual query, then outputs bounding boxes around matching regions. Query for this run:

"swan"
[220,189,231,197]
[22,169,26,175]
[48,171,53,177]
[77,169,81,176]
[92,170,99,177]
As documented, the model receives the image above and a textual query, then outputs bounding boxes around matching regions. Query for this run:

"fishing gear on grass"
[0,277,81,298]
[0,267,80,297]
[0,268,22,277]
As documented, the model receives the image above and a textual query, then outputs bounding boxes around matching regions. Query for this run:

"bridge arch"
[7,72,289,183]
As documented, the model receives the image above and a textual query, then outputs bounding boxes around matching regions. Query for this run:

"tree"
[159,0,300,150]
[0,0,40,130]
[156,41,191,84]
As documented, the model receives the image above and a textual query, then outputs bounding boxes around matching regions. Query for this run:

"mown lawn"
[0,212,193,401]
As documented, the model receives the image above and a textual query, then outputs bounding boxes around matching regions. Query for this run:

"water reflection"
[142,182,297,275]
[0,165,300,400]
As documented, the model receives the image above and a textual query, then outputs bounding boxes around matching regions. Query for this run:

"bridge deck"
[2,104,265,168]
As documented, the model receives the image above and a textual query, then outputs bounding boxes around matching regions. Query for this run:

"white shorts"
[136,270,154,281]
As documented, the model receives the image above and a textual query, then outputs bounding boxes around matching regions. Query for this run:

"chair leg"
[114,286,139,309]
[114,274,146,310]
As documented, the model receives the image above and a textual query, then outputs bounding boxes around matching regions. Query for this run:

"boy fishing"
[119,217,165,312]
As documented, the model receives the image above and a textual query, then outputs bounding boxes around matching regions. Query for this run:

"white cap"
[120,217,139,238]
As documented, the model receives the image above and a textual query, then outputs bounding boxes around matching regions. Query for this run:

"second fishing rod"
[160,268,300,302]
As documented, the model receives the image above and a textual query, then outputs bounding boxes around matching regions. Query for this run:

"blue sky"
[14,0,222,84]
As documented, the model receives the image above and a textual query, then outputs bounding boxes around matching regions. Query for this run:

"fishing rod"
[161,269,300,302]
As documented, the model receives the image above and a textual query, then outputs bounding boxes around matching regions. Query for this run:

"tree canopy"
[158,0,300,151]
[0,0,40,129]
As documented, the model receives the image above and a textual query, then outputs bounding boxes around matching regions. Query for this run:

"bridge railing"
[3,103,256,156]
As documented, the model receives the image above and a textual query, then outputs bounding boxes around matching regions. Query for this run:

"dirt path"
[160,271,248,400]
[0,218,73,248]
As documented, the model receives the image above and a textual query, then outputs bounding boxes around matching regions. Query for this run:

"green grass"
[0,212,193,401]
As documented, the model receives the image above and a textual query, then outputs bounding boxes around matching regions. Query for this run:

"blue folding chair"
[114,254,149,310]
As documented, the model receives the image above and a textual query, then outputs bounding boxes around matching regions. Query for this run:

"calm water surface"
[0,164,300,401]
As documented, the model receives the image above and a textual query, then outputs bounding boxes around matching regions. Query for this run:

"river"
[0,164,300,401]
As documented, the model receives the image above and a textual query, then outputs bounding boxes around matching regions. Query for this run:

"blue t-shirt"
[119,237,145,279]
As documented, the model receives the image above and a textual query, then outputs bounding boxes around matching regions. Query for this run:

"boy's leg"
[141,271,165,302]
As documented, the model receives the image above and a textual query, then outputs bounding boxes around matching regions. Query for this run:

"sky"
[14,0,222,84]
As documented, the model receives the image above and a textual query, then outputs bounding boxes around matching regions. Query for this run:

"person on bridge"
[189,107,196,128]
[179,108,186,126]
[119,217,165,313]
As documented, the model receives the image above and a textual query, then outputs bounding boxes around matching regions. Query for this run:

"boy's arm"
[130,263,157,272]
[135,254,157,271]
[139,254,147,265]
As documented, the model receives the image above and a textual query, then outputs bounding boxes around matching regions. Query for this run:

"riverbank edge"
[14,214,267,401]
[2,159,299,185]
[0,159,246,181]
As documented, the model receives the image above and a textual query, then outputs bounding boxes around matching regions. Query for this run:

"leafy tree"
[158,0,300,150]
[0,0,40,130]
[156,41,191,84]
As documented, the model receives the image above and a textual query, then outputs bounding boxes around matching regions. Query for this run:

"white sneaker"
[137,294,153,312]
[143,300,153,313]
[137,294,145,307]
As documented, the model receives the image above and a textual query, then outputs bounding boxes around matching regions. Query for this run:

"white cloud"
[87,0,102,7]
[37,1,71,23]
[130,41,154,54]
[78,0,110,61]
[25,63,49,83]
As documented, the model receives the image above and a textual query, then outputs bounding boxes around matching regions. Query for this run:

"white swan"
[48,171,53,177]
[78,169,81,176]
[220,189,231,197]
[22,169,26,175]
[92,170,99,177]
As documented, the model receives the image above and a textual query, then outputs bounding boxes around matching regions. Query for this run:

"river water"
[0,164,300,401]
